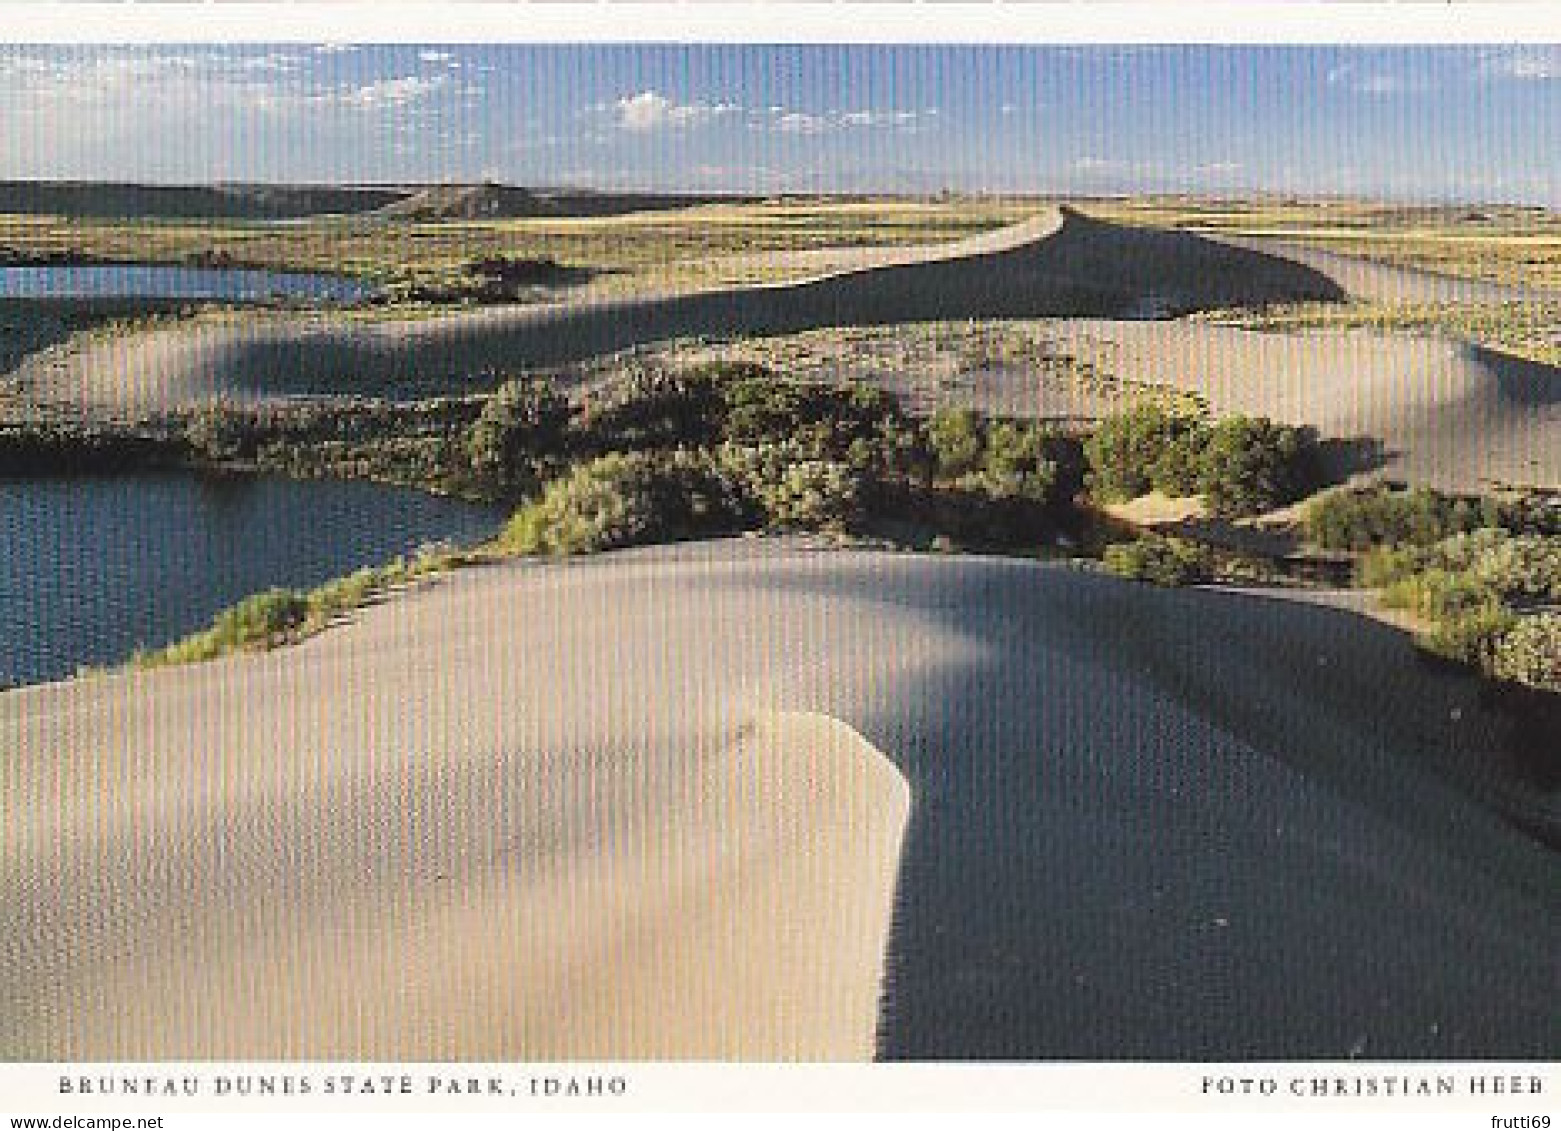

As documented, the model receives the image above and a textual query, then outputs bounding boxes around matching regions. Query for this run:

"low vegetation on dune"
[1302,487,1561,695]
[500,362,1073,555]
[51,351,1551,741]
[135,543,475,668]
[1084,401,1320,518]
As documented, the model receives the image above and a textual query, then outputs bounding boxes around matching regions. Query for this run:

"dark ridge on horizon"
[0,180,766,221]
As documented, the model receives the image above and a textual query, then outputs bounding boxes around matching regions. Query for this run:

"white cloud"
[1326,63,1425,96]
[1477,47,1561,82]
[338,75,449,110]
[614,90,737,131]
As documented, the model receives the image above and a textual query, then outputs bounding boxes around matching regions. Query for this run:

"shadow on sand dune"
[731,561,1559,1060]
[1465,343,1561,407]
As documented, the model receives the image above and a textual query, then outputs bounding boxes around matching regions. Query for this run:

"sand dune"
[2,543,1556,1059]
[5,207,1346,412]
[1042,320,1561,490]
[7,206,1558,492]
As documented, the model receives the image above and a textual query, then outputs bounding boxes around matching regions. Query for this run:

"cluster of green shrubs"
[1305,485,1502,551]
[502,450,750,555]
[1101,535,1213,587]
[926,408,1061,501]
[1358,527,1561,691]
[1100,534,1283,588]
[1083,403,1318,517]
[1362,528,1561,603]
[496,363,1075,555]
[466,377,570,494]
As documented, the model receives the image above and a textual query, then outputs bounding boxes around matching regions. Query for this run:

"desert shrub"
[719,371,909,467]
[1489,613,1561,692]
[1361,529,1561,603]
[184,403,257,462]
[503,450,747,555]
[1357,543,1430,589]
[1421,606,1520,669]
[1196,416,1315,518]
[1150,423,1210,497]
[1305,486,1496,551]
[467,376,569,492]
[502,453,665,554]
[1491,492,1561,538]
[574,364,724,453]
[973,420,1060,503]
[715,440,864,531]
[928,407,986,480]
[1457,532,1561,602]
[757,459,864,531]
[1085,403,1203,502]
[1101,535,1212,587]
[1380,568,1502,622]
[149,586,313,664]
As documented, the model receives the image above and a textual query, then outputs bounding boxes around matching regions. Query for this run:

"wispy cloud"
[761,104,934,136]
[1326,63,1425,96]
[1476,46,1561,82]
[604,89,937,138]
[774,110,828,135]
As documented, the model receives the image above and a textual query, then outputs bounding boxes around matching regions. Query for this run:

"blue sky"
[0,44,1557,202]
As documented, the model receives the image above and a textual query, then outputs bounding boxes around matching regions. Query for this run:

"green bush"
[148,586,312,664]
[715,440,864,531]
[574,364,724,453]
[1458,531,1561,602]
[467,376,569,493]
[928,407,986,480]
[973,420,1059,502]
[503,451,747,556]
[1101,535,1212,587]
[1084,403,1203,502]
[758,459,863,531]
[1360,529,1561,603]
[1305,486,1496,551]
[1150,425,1209,497]
[213,588,310,644]
[502,453,663,555]
[1421,606,1519,668]
[1489,613,1561,692]
[1357,543,1429,589]
[1380,568,1502,622]
[1196,416,1314,518]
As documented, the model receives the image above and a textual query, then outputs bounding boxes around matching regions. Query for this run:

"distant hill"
[0,182,405,220]
[372,184,754,221]
[0,181,754,222]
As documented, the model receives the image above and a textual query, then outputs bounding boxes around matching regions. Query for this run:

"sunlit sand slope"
[3,543,1555,1060]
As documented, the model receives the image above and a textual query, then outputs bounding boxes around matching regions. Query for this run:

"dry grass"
[1085,197,1561,290]
[0,199,1035,295]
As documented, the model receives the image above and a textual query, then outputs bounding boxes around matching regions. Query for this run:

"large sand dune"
[2,543,1556,1060]
[5,207,1348,411]
[7,206,1558,491]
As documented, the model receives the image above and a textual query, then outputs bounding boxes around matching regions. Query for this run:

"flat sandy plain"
[2,202,1558,1060]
